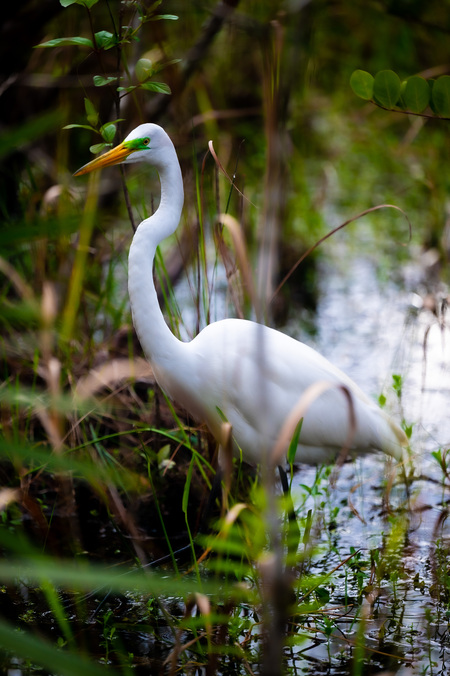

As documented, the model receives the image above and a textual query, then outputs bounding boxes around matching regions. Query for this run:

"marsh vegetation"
[1,1,450,673]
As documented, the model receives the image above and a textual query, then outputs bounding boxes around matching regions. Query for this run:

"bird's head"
[74,123,173,176]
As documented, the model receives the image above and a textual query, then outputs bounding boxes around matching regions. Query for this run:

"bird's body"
[75,123,407,467]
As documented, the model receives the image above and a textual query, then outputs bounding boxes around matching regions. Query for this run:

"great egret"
[75,123,407,470]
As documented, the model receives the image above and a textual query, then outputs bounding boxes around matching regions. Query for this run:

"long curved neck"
[128,149,185,366]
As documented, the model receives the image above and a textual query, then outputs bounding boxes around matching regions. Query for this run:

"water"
[286,244,450,673]
[283,240,450,457]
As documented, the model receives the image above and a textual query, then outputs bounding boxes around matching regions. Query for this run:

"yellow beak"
[74,141,132,176]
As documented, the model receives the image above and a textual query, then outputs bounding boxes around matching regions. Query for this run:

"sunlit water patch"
[286,248,450,673]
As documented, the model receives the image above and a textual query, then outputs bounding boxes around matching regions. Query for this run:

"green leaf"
[60,0,100,6]
[403,422,413,439]
[135,58,154,83]
[35,37,93,49]
[101,123,117,143]
[350,70,374,100]
[392,373,403,397]
[93,75,117,87]
[182,459,194,515]
[117,85,137,93]
[0,556,223,598]
[432,75,450,117]
[0,617,115,676]
[140,81,171,95]
[287,418,303,466]
[431,449,442,462]
[84,97,98,126]
[94,30,117,50]
[151,14,178,20]
[428,79,438,113]
[90,142,111,154]
[373,70,401,108]
[401,76,430,113]
[63,123,96,131]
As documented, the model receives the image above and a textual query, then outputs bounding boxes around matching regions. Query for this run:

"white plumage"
[75,123,407,468]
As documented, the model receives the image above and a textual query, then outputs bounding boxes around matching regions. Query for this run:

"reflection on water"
[312,248,449,459]
[289,247,450,673]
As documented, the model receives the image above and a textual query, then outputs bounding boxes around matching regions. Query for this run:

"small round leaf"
[141,81,171,95]
[373,70,401,109]
[432,76,450,117]
[93,75,117,87]
[350,70,374,100]
[84,98,98,127]
[402,76,430,113]
[94,31,116,50]
[90,142,110,154]
[135,58,154,83]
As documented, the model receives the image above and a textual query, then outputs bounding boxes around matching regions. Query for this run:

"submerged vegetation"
[1,0,450,673]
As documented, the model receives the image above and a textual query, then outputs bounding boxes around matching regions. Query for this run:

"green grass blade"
[0,616,117,676]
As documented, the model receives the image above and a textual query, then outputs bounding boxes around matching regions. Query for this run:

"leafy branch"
[33,0,179,233]
[35,0,178,153]
[350,69,450,119]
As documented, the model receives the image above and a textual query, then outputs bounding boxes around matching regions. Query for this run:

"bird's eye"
[142,138,150,146]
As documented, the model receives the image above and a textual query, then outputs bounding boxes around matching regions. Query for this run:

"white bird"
[75,123,407,470]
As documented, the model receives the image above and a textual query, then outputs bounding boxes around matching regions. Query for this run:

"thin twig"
[271,203,413,303]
